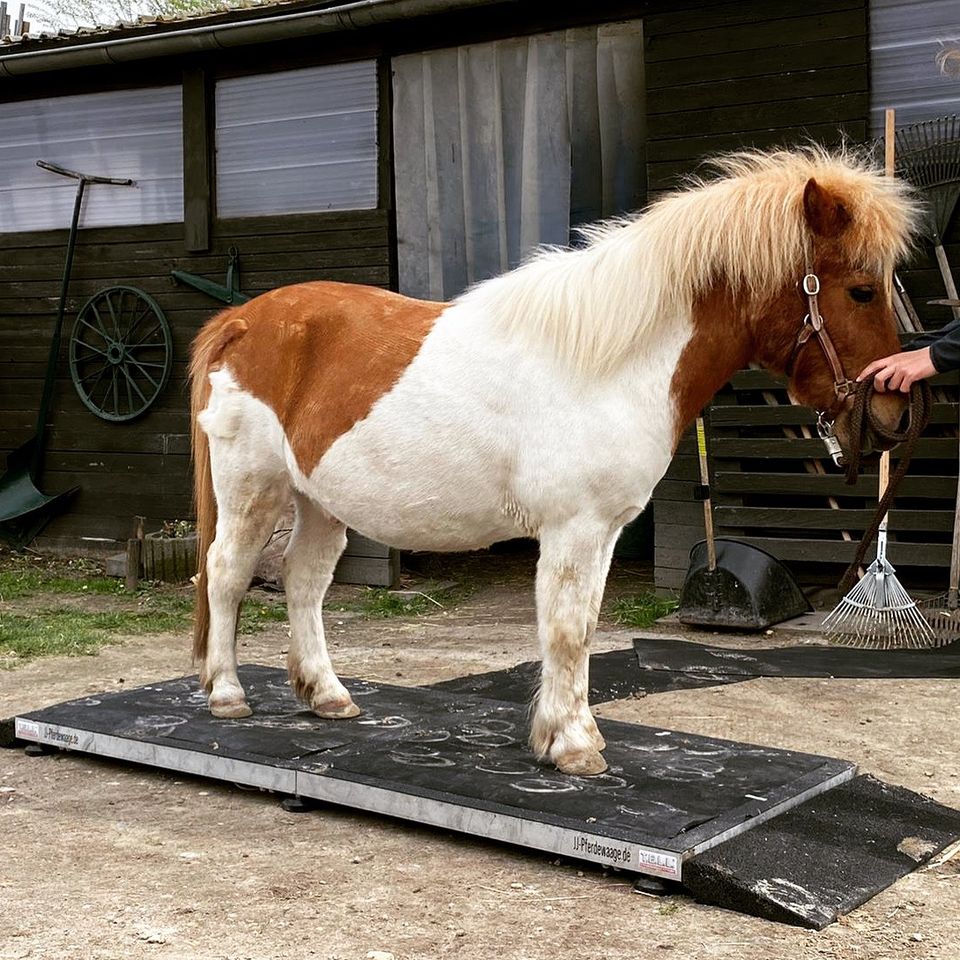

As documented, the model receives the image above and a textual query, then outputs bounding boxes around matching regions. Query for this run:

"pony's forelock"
[457,145,922,378]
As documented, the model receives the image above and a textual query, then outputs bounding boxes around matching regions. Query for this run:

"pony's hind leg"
[202,454,289,718]
[283,493,357,718]
[530,524,617,776]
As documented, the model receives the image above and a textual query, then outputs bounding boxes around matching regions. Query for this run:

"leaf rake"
[824,456,936,649]
[895,114,960,319]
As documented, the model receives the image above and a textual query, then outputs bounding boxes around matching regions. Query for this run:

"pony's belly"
[303,458,522,551]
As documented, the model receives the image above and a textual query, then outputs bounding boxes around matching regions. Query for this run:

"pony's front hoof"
[555,749,608,776]
[209,698,253,719]
[312,698,361,719]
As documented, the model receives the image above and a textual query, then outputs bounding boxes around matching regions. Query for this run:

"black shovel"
[676,416,811,630]
[0,161,134,546]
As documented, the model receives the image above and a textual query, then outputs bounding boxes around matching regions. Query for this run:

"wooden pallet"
[654,369,958,594]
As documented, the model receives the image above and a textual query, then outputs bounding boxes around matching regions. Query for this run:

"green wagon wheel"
[69,286,172,422]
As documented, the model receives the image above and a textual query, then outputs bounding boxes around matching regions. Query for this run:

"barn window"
[391,21,646,301]
[870,0,960,132]
[214,61,378,218]
[0,86,183,233]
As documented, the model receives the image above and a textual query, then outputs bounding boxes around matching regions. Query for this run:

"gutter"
[0,0,512,76]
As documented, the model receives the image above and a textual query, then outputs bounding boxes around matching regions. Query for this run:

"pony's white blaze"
[191,147,920,776]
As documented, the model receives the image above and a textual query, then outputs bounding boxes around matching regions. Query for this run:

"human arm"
[911,316,960,373]
[857,317,960,392]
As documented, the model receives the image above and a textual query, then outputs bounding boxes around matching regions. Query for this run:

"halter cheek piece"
[786,263,930,483]
[786,270,857,467]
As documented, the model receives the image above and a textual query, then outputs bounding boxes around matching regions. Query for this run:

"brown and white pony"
[190,148,918,776]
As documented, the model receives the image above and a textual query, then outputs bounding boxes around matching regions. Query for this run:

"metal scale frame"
[14,664,855,882]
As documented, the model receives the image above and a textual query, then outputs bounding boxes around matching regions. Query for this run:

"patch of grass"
[609,591,678,628]
[350,588,439,619]
[0,568,122,601]
[0,552,289,666]
[237,598,288,634]
[331,582,470,619]
[129,592,286,633]
[0,608,188,665]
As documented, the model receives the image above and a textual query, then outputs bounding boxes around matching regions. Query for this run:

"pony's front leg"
[530,525,616,776]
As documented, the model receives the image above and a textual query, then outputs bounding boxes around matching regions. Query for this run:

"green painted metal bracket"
[172,246,250,305]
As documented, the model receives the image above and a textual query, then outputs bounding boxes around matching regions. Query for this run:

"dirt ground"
[1,549,959,960]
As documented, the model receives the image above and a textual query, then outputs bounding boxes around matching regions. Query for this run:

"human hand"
[857,347,936,393]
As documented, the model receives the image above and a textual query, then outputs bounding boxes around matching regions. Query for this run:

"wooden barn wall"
[645,0,873,592]
[0,209,391,549]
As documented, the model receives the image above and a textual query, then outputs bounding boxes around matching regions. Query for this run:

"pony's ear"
[802,177,852,238]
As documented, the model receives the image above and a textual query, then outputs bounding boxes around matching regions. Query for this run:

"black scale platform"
[14,664,855,882]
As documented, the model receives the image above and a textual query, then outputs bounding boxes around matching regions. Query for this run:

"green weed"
[237,599,288,634]
[609,592,678,628]
[329,582,468,619]
[350,588,438,619]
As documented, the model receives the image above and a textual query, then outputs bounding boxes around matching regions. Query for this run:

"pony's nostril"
[897,408,911,434]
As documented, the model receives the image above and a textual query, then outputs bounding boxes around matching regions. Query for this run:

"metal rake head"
[824,559,939,649]
[894,115,960,241]
[895,115,960,186]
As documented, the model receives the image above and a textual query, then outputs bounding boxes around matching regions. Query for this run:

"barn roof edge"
[0,0,510,77]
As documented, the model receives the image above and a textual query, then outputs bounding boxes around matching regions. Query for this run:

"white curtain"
[215,61,378,218]
[392,20,646,301]
[0,86,182,233]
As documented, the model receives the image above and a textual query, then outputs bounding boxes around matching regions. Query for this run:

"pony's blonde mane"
[459,146,922,377]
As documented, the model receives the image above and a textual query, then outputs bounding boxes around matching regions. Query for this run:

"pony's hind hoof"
[209,698,252,719]
[313,699,360,719]
[555,748,608,776]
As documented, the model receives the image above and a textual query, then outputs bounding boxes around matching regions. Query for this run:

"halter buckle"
[834,378,856,401]
[802,273,821,296]
[816,412,846,467]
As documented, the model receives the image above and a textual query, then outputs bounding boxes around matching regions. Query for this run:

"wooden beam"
[182,66,212,253]
[377,56,400,292]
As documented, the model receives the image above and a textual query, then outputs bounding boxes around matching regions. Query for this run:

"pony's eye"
[849,285,875,303]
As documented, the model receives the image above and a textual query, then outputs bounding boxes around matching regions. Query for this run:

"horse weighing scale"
[13,664,855,883]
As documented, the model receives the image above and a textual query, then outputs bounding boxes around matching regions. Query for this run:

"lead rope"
[836,378,932,594]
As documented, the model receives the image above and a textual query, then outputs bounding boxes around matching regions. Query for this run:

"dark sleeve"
[908,317,960,372]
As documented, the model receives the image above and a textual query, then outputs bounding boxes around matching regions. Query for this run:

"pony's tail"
[189,308,249,665]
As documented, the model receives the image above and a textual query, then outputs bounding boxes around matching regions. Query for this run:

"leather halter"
[786,266,857,466]
[789,271,857,416]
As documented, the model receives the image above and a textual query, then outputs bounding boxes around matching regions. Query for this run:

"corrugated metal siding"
[870,0,960,133]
